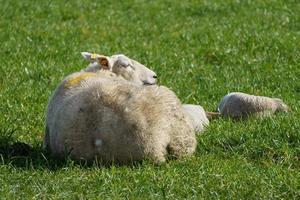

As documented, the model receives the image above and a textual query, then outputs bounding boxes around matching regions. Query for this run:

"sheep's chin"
[143,82,156,86]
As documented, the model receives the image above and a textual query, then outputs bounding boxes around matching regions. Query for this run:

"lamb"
[217,92,289,120]
[44,53,197,164]
[182,104,210,133]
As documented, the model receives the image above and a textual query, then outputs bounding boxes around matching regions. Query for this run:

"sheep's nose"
[153,75,157,79]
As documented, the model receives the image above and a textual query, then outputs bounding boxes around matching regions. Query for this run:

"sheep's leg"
[145,143,168,164]
[148,152,166,164]
[167,133,196,158]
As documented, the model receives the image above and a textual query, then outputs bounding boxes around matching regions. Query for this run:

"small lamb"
[217,92,289,119]
[44,53,197,164]
[182,104,210,133]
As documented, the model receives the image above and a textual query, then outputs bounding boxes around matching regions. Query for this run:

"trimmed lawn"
[0,0,299,199]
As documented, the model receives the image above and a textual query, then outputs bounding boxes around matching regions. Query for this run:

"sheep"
[81,52,157,85]
[217,92,289,119]
[44,54,196,164]
[80,52,211,133]
[80,52,212,133]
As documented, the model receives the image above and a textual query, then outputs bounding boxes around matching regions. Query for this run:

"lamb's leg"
[205,111,221,120]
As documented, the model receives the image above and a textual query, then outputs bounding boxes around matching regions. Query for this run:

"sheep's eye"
[129,64,135,70]
[121,63,134,69]
[127,63,135,69]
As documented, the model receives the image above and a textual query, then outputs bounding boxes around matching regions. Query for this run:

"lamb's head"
[273,98,289,113]
[81,52,157,85]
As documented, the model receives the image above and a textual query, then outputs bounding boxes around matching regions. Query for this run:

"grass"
[0,0,299,199]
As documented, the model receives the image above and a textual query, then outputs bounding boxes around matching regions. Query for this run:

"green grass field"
[0,0,299,199]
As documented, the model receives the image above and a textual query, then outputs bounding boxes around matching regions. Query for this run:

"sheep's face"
[81,52,157,85]
[273,98,289,113]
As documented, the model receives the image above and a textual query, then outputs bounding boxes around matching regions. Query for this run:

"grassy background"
[0,0,299,199]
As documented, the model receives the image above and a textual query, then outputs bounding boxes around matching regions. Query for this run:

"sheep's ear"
[81,52,101,62]
[81,52,94,62]
[98,57,110,70]
[81,52,110,70]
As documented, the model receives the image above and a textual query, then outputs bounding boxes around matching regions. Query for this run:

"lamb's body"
[218,92,289,119]
[182,104,209,133]
[45,71,196,163]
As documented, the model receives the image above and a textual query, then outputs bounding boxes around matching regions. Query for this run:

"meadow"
[0,0,299,199]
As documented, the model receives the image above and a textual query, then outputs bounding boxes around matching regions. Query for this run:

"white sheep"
[81,52,211,133]
[81,52,157,85]
[44,53,197,164]
[217,92,289,119]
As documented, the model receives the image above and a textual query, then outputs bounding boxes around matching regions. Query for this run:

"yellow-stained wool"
[64,73,96,88]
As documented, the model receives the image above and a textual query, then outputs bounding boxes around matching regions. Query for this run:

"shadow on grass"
[0,136,69,170]
[0,127,94,169]
[0,133,146,170]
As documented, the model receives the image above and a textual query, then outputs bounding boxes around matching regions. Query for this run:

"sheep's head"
[81,52,157,85]
[273,98,290,113]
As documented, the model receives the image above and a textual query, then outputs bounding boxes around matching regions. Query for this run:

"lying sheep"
[44,53,196,164]
[81,52,211,133]
[217,92,289,119]
[81,52,157,85]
